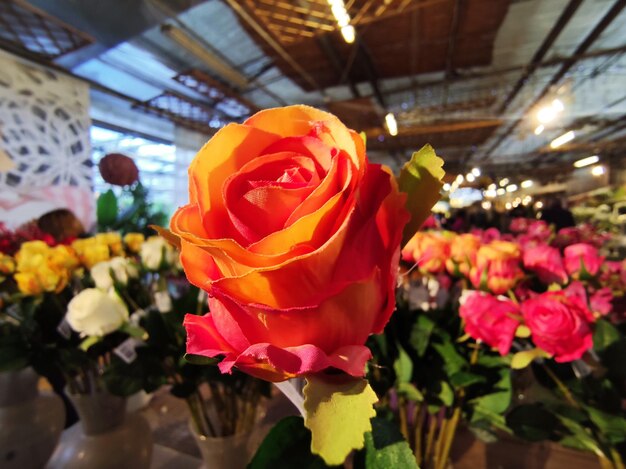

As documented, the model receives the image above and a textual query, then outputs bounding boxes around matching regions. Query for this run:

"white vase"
[190,420,253,469]
[47,391,153,469]
[0,368,65,469]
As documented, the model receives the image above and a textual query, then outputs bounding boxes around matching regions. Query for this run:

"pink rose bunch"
[460,283,596,361]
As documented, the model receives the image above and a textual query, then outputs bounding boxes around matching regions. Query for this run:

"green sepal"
[303,375,378,466]
[397,144,445,245]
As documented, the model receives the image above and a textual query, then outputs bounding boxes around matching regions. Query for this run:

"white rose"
[91,257,138,290]
[140,236,177,271]
[66,288,129,337]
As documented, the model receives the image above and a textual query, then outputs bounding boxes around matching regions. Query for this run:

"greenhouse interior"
[0,0,625,468]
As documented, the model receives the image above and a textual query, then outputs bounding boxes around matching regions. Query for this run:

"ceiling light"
[455,174,464,184]
[537,107,557,124]
[484,189,497,198]
[506,184,518,192]
[552,99,564,112]
[471,167,481,177]
[487,183,496,191]
[522,195,532,206]
[499,178,509,187]
[482,201,492,210]
[161,24,248,89]
[535,201,544,209]
[534,125,544,135]
[574,155,599,168]
[466,173,476,183]
[591,165,605,177]
[385,112,397,136]
[521,180,533,188]
[340,25,355,43]
[443,183,451,191]
[505,202,512,210]
[550,131,575,149]
[496,188,506,196]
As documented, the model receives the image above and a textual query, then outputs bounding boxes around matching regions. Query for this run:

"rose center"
[225,153,322,243]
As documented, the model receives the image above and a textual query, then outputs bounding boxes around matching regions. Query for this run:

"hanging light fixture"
[385,112,398,136]
[573,155,599,168]
[550,131,575,149]
[327,0,356,44]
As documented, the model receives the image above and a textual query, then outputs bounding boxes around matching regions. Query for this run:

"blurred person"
[541,198,575,231]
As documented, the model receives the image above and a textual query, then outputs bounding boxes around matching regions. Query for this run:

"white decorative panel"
[0,49,92,189]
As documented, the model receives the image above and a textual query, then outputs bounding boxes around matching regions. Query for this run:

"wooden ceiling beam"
[365,119,502,138]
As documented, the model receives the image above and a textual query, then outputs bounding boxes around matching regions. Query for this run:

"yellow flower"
[15,271,43,296]
[0,255,15,275]
[38,264,67,293]
[72,238,111,269]
[49,245,80,272]
[123,233,145,253]
[96,232,123,256]
[15,241,50,272]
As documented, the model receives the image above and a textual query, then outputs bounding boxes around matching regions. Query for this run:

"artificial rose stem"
[274,379,305,417]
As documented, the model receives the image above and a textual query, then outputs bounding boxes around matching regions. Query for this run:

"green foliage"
[506,404,559,442]
[97,182,169,234]
[96,189,118,227]
[248,417,331,469]
[354,417,419,469]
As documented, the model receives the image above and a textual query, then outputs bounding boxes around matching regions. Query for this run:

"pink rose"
[564,243,603,278]
[590,287,613,316]
[523,244,567,285]
[521,284,594,362]
[459,292,521,355]
[527,220,552,239]
[509,218,530,233]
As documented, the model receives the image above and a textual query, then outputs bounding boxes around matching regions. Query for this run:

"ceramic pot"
[190,420,253,469]
[47,391,152,469]
[0,367,64,469]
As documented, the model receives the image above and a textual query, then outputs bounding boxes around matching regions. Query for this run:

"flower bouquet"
[394,220,626,468]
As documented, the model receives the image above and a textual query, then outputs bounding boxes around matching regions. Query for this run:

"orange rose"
[469,240,523,294]
[446,233,481,276]
[401,231,450,274]
[172,106,409,382]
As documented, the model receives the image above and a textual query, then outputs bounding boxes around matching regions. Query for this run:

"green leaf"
[557,415,604,455]
[450,371,486,388]
[397,382,424,402]
[593,319,620,353]
[358,417,419,469]
[120,323,146,339]
[96,189,118,227]
[79,336,101,351]
[511,348,551,369]
[249,416,331,469]
[409,314,435,357]
[183,353,220,366]
[303,375,378,466]
[470,369,511,414]
[433,341,467,376]
[585,406,626,444]
[393,345,412,384]
[437,380,454,406]
[506,404,558,442]
[397,144,445,245]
